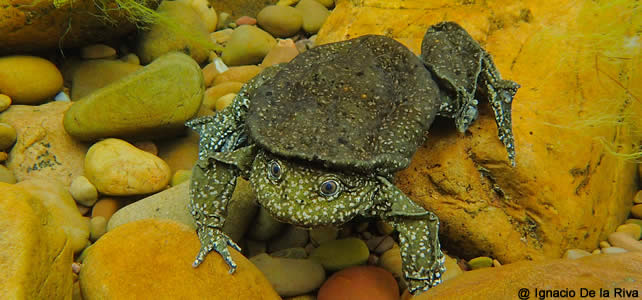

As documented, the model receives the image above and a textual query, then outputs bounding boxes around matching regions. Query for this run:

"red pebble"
[318,266,399,300]
[235,16,257,25]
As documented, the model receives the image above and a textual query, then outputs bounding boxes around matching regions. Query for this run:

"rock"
[0,165,16,183]
[246,239,268,258]
[85,138,171,196]
[373,236,395,254]
[217,12,233,30]
[634,190,642,204]
[310,237,369,271]
[0,123,16,150]
[89,216,107,241]
[133,140,158,156]
[268,225,310,253]
[600,241,611,248]
[468,257,493,270]
[318,266,399,300]
[607,232,642,252]
[236,16,258,26]
[213,65,263,85]
[120,53,141,65]
[249,207,286,241]
[171,169,191,186]
[257,5,303,38]
[70,59,142,100]
[216,93,237,111]
[0,0,154,54]
[222,25,277,66]
[202,62,220,87]
[632,204,642,219]
[296,0,329,34]
[626,218,642,228]
[378,246,405,290]
[271,247,308,259]
[442,255,463,281]
[317,0,641,264]
[156,132,200,173]
[64,52,203,141]
[0,182,73,299]
[616,223,642,240]
[210,0,279,20]
[16,179,90,253]
[190,0,218,32]
[310,226,338,246]
[250,253,326,297]
[69,176,98,207]
[80,44,117,59]
[284,295,316,300]
[0,55,63,104]
[405,252,642,299]
[91,198,123,221]
[222,178,260,242]
[204,82,244,110]
[261,39,299,67]
[314,0,334,8]
[136,1,211,64]
[562,249,592,260]
[601,247,628,254]
[79,219,280,299]
[0,94,10,112]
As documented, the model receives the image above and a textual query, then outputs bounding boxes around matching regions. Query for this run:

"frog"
[186,21,519,294]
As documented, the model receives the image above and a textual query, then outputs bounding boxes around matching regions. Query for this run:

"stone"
[442,255,463,281]
[79,219,280,299]
[314,0,334,8]
[318,266,399,300]
[216,93,237,111]
[70,59,142,100]
[92,198,123,221]
[0,0,154,54]
[120,53,141,65]
[373,236,395,254]
[217,12,233,30]
[317,0,641,264]
[268,225,310,253]
[607,232,642,252]
[468,257,493,270]
[190,0,218,32]
[16,179,90,254]
[261,39,299,67]
[3,116,81,188]
[0,94,10,112]
[310,238,369,271]
[90,216,107,242]
[84,138,171,196]
[310,226,339,246]
[210,0,279,20]
[70,176,98,207]
[601,247,628,254]
[156,132,200,173]
[136,1,211,64]
[376,220,395,236]
[211,28,235,47]
[632,204,642,219]
[0,183,73,299]
[222,25,277,66]
[271,247,308,259]
[600,241,611,248]
[377,246,405,290]
[81,44,117,59]
[236,16,258,26]
[222,178,260,242]
[0,123,16,150]
[133,140,158,156]
[284,295,316,300]
[296,0,330,34]
[249,207,287,241]
[246,239,268,258]
[634,190,642,204]
[0,55,63,104]
[204,82,244,110]
[213,65,263,85]
[202,62,220,87]
[562,249,592,260]
[250,253,325,297]
[257,5,303,38]
[63,52,203,141]
[0,165,16,184]
[626,218,642,228]
[615,223,642,240]
[171,169,191,186]
[405,252,642,299]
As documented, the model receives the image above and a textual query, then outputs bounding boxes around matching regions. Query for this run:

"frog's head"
[249,150,379,227]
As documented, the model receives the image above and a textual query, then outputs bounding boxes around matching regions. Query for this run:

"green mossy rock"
[222,25,277,66]
[63,52,204,141]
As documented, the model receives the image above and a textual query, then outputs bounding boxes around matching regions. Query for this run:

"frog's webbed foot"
[193,226,241,273]
[421,21,519,166]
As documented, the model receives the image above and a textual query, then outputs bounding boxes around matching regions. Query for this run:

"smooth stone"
[318,266,399,300]
[222,25,276,66]
[261,39,299,67]
[626,218,642,228]
[222,177,260,242]
[468,256,494,270]
[376,220,395,235]
[0,165,16,183]
[314,0,334,8]
[156,132,199,173]
[0,55,63,104]
[377,246,405,290]
[190,0,218,32]
[0,94,11,112]
[562,248,591,260]
[136,1,211,64]
[607,232,642,252]
[0,123,16,150]
[16,179,90,253]
[89,216,107,241]
[310,238,369,271]
[592,249,601,255]
[70,59,142,100]
[81,44,117,59]
[236,16,258,25]
[84,138,171,196]
[250,253,325,297]
[170,169,191,186]
[246,239,267,258]
[80,219,280,299]
[366,235,385,251]
[0,183,73,299]
[203,82,244,110]
[216,93,237,111]
[631,204,642,219]
[600,241,611,248]
[374,236,395,254]
[443,255,463,281]
[601,247,628,254]
[616,223,642,240]
[295,0,330,34]
[132,140,158,156]
[210,28,235,45]
[248,206,286,241]
[634,190,642,204]
[54,91,70,101]
[309,226,338,246]
[257,5,303,37]
[70,176,98,207]
[271,247,308,259]
[92,198,122,221]
[64,52,203,141]
[202,62,220,87]
[284,295,316,300]
[120,53,140,65]
[217,12,233,30]
[268,225,310,253]
[213,65,263,85]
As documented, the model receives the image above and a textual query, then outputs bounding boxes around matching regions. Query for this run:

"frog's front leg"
[373,176,445,294]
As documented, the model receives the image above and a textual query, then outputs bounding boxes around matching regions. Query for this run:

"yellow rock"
[296,0,330,34]
[0,123,16,150]
[213,65,263,85]
[261,39,300,67]
[0,165,16,184]
[0,182,73,299]
[80,44,117,59]
[317,0,641,263]
[171,169,192,186]
[216,93,237,111]
[80,219,280,299]
[16,179,90,254]
[84,138,171,196]
[0,94,10,112]
[468,256,493,270]
[203,82,244,110]
[221,25,276,66]
[70,59,142,100]
[616,223,642,240]
[0,55,63,104]
[157,132,200,173]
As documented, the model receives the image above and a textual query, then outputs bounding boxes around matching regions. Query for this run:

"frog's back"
[247,35,441,174]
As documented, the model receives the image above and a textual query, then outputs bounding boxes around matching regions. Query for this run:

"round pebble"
[221,25,276,66]
[607,232,642,252]
[217,12,233,30]
[626,218,642,228]
[120,53,140,65]
[615,223,642,240]
[216,93,237,111]
[0,152,6,162]
[250,253,325,297]
[443,255,463,281]
[631,204,642,219]
[203,82,244,110]
[270,247,308,259]
[468,256,493,269]
[599,241,611,248]
[295,0,330,34]
[92,198,122,221]
[0,164,16,184]
[562,248,591,260]
[133,141,158,156]
[89,216,107,241]
[374,236,394,254]
[318,266,399,300]
[0,55,63,104]
[210,29,234,45]
[248,207,286,241]
[81,44,117,59]
[236,16,257,25]
[261,39,299,67]
[0,94,11,112]
[0,123,17,150]
[190,0,217,32]
[309,226,338,246]
[314,0,334,8]
[213,65,263,86]
[592,249,601,254]
[376,220,394,235]
[170,169,191,186]
[257,5,304,38]
[377,247,404,289]
[202,62,220,87]
[310,238,369,271]
[601,247,628,254]
[70,176,99,207]
[268,225,309,253]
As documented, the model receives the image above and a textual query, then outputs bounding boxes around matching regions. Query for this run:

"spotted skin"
[186,21,519,295]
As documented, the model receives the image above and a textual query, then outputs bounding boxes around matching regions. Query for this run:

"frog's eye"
[319,179,340,197]
[267,160,283,181]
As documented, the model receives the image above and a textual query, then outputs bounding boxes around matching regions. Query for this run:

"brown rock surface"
[317,0,641,262]
[210,0,278,19]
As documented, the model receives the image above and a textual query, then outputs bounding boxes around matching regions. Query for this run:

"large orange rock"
[404,252,642,300]
[79,219,280,299]
[0,182,73,299]
[317,0,641,262]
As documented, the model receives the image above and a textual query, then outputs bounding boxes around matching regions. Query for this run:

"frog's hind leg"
[421,21,519,165]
